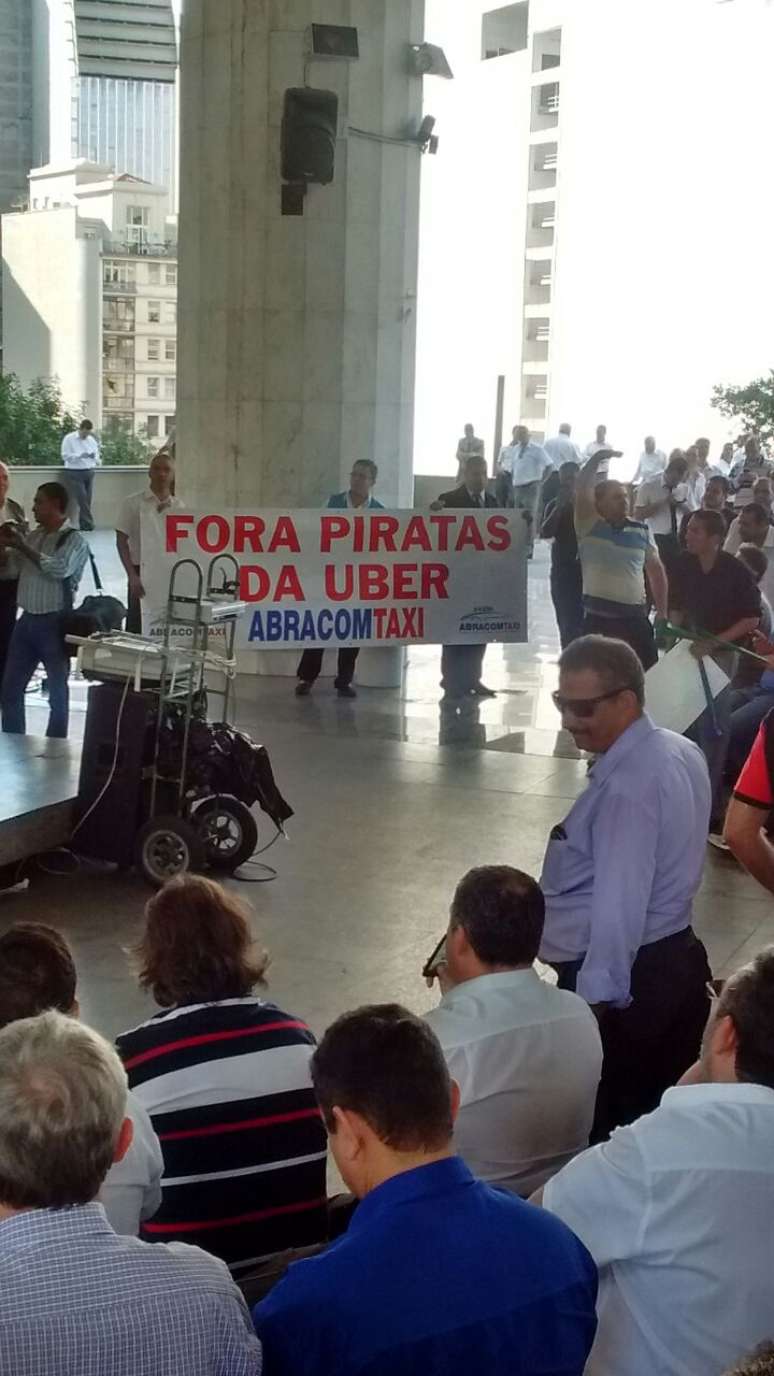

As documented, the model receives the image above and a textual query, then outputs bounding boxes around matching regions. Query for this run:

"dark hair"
[79,419,94,431]
[311,1004,453,1151]
[666,455,688,478]
[0,924,76,1028]
[688,509,726,542]
[741,502,770,526]
[718,948,774,1091]
[559,461,580,478]
[559,634,645,707]
[450,867,545,967]
[724,1344,774,1376]
[738,543,768,582]
[706,474,730,495]
[464,452,487,470]
[36,481,69,513]
[352,459,378,482]
[134,874,269,1007]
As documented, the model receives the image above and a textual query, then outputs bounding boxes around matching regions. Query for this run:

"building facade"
[2,160,177,439]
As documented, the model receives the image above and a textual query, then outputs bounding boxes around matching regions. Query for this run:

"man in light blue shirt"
[496,424,551,555]
[540,634,712,1138]
[0,481,89,738]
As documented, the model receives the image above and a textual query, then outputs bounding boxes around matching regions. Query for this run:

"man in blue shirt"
[540,635,713,1139]
[254,1003,597,1376]
[296,460,384,700]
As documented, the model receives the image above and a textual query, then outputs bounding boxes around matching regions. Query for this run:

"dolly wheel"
[194,795,259,871]
[135,815,205,888]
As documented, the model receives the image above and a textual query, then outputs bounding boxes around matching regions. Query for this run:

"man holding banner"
[296,461,384,699]
[434,455,500,701]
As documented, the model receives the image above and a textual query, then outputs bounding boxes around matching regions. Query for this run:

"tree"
[711,372,774,445]
[101,418,153,466]
[0,374,78,464]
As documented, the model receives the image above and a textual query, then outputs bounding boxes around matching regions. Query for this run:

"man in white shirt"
[544,423,582,469]
[496,425,552,556]
[0,460,25,687]
[631,436,666,488]
[455,423,485,482]
[634,451,690,580]
[584,424,620,479]
[0,922,163,1236]
[61,419,101,531]
[424,866,602,1196]
[724,502,774,608]
[116,449,181,633]
[538,946,774,1376]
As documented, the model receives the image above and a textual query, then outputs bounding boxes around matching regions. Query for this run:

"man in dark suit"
[433,455,499,700]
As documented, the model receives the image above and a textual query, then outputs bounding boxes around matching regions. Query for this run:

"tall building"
[2,160,177,439]
[0,0,32,213]
[415,0,774,477]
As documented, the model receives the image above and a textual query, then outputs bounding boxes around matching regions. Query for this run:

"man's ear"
[449,1079,461,1126]
[113,1116,134,1165]
[330,1106,363,1164]
[712,1011,739,1062]
[447,923,469,962]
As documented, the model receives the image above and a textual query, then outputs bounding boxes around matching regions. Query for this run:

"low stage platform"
[0,736,80,869]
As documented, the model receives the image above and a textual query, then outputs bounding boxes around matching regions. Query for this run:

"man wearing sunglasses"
[539,635,713,1139]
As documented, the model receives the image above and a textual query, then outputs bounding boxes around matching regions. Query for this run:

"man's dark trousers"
[555,927,712,1140]
[298,648,359,689]
[64,470,95,531]
[582,609,658,670]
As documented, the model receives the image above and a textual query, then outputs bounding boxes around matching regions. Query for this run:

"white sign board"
[645,640,729,734]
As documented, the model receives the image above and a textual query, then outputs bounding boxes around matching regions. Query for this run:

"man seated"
[254,1004,598,1376]
[0,1010,262,1374]
[0,922,162,1236]
[424,865,602,1195]
[538,949,774,1376]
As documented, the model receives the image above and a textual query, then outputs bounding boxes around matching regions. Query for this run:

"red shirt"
[734,720,774,809]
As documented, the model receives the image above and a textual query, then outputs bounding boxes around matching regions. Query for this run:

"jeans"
[727,684,774,782]
[440,643,487,696]
[1,611,70,738]
[513,481,541,556]
[686,684,732,827]
[550,562,584,649]
[64,469,95,531]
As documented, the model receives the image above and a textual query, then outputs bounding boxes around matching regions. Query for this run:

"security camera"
[415,115,439,153]
[407,43,454,80]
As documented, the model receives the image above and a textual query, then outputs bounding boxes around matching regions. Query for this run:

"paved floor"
[3,536,773,1047]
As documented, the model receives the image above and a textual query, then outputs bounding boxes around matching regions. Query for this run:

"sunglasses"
[551,686,629,719]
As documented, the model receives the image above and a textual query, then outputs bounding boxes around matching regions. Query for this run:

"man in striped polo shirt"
[574,450,667,669]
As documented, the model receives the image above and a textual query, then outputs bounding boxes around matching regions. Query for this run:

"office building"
[2,160,177,438]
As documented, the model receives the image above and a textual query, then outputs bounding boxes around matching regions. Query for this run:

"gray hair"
[559,635,646,708]
[0,1011,127,1209]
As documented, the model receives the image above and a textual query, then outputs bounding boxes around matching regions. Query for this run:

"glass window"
[162,301,177,325]
[165,264,177,286]
[164,376,176,399]
[147,377,160,398]
[147,415,160,438]
[147,338,160,360]
[127,205,149,227]
[147,263,161,284]
[164,339,176,362]
[148,301,161,323]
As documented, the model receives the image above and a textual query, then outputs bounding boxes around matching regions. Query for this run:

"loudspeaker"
[282,88,339,185]
[309,24,359,59]
[76,683,156,866]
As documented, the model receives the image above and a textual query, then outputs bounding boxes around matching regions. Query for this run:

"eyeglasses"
[551,686,629,719]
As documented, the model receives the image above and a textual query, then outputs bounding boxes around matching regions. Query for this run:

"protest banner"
[141,508,528,650]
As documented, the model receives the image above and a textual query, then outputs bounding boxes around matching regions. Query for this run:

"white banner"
[141,508,528,650]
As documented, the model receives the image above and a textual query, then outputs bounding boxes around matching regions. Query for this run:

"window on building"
[147,338,161,361]
[164,376,176,400]
[162,301,177,325]
[103,336,135,368]
[164,415,176,433]
[147,377,160,398]
[165,264,177,286]
[103,261,136,286]
[164,339,177,362]
[481,3,529,60]
[147,263,161,284]
[126,204,150,248]
[146,415,160,439]
[104,298,135,329]
[148,301,161,323]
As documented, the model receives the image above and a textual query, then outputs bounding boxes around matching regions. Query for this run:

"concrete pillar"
[177,0,426,512]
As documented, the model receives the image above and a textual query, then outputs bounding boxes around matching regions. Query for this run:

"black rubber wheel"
[193,795,258,871]
[135,814,205,888]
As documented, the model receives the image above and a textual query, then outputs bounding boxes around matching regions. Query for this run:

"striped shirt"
[116,998,328,1274]
[0,1203,262,1375]
[576,510,656,615]
[14,522,89,615]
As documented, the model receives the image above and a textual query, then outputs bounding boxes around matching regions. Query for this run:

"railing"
[104,239,178,259]
[103,281,138,295]
[102,357,135,373]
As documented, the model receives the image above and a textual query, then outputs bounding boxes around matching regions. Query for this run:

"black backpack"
[57,531,126,653]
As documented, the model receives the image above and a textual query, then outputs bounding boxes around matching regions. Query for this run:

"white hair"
[0,1010,127,1209]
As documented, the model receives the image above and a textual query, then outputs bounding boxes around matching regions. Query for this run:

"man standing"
[679,473,735,540]
[61,418,101,531]
[496,424,551,555]
[540,949,774,1376]
[542,461,583,648]
[424,866,602,1196]
[455,422,485,481]
[434,454,499,700]
[0,1011,262,1374]
[116,449,181,633]
[724,502,774,604]
[0,461,25,686]
[0,482,89,738]
[540,636,713,1137]
[254,1004,598,1376]
[296,460,384,699]
[584,424,617,479]
[544,422,582,469]
[634,451,690,582]
[631,436,666,488]
[574,449,666,669]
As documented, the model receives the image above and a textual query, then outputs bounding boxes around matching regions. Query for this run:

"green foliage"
[711,372,774,445]
[0,374,79,465]
[100,418,153,467]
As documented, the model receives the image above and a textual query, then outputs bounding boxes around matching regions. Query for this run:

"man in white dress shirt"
[496,425,551,555]
[544,423,582,469]
[539,946,774,1376]
[424,866,602,1197]
[631,436,666,488]
[116,450,181,633]
[584,424,620,479]
[61,419,101,531]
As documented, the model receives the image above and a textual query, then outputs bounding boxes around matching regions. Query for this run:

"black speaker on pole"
[281,88,339,185]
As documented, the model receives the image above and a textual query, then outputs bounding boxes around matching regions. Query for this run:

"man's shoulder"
[436,486,467,507]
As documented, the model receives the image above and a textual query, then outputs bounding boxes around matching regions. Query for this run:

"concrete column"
[177,0,425,512]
